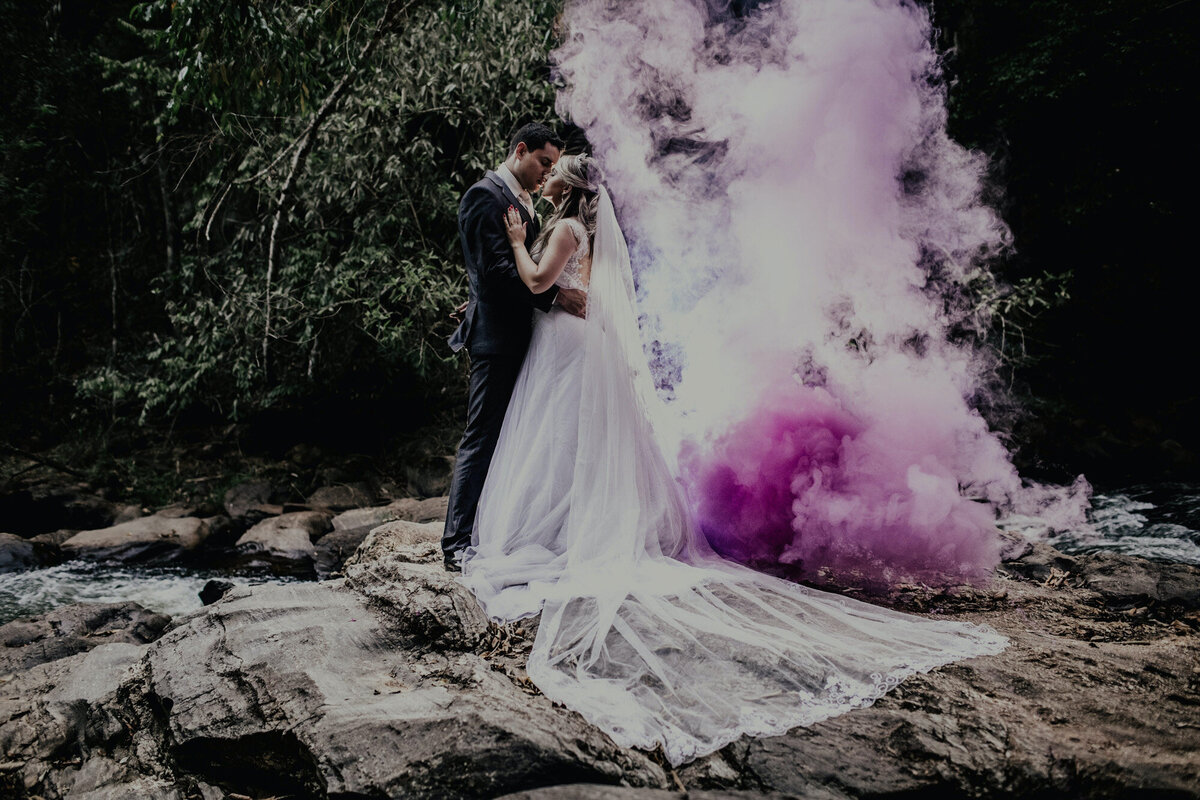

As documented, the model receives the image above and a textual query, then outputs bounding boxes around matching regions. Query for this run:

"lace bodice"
[547,217,590,291]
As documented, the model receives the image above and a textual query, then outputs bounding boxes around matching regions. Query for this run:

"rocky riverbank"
[1,495,1198,799]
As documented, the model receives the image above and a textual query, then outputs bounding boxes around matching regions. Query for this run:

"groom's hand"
[450,300,468,323]
[555,287,587,319]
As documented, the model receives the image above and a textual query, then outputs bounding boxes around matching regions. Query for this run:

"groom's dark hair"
[508,122,564,156]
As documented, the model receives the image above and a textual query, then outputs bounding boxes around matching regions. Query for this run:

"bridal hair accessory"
[561,153,604,194]
[582,155,604,193]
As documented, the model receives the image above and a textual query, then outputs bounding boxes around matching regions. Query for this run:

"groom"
[442,122,587,571]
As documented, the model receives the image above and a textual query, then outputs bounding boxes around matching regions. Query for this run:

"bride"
[459,154,1006,765]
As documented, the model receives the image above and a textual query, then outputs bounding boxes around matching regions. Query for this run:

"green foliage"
[70,0,561,423]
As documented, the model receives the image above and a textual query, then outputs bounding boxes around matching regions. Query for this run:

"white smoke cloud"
[553,0,1089,542]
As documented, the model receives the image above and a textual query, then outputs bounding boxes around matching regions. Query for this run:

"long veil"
[480,187,1006,765]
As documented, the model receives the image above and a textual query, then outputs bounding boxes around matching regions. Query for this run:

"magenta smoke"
[554,0,1089,587]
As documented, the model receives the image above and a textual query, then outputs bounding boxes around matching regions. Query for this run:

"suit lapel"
[485,170,539,242]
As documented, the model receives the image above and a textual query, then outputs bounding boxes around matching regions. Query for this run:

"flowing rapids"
[0,563,301,626]
[1049,484,1200,566]
[2,483,1196,627]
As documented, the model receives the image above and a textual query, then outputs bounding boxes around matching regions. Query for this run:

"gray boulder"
[135,575,665,799]
[222,479,282,518]
[60,515,212,562]
[233,509,332,570]
[388,495,450,523]
[330,495,449,531]
[312,523,375,579]
[0,601,170,673]
[2,537,1197,800]
[344,519,442,567]
[1074,551,1200,609]
[0,641,183,799]
[198,579,236,606]
[307,482,377,510]
[0,531,58,573]
[315,517,444,579]
[30,528,79,547]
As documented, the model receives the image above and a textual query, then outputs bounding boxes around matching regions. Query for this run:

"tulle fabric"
[461,188,1006,765]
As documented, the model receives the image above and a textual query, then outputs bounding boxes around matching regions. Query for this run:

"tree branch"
[262,0,414,373]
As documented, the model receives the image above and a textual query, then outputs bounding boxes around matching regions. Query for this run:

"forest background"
[1,0,1194,509]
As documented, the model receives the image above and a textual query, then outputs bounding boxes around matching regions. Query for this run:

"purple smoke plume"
[680,380,1002,587]
[553,0,1089,587]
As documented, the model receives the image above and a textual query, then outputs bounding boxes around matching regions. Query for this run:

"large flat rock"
[0,601,170,672]
[1,536,1197,799]
[233,509,333,572]
[60,515,211,562]
[331,495,449,531]
[141,576,665,798]
[674,561,1200,799]
[0,531,59,573]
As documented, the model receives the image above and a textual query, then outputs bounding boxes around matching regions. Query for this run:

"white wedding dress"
[460,191,1006,765]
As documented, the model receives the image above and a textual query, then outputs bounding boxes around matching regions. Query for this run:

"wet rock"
[1075,552,1200,609]
[330,495,448,532]
[60,516,212,563]
[344,519,442,567]
[312,523,376,579]
[198,580,236,606]
[0,531,59,573]
[997,540,1078,583]
[0,602,170,672]
[307,482,377,510]
[223,479,288,518]
[234,509,333,571]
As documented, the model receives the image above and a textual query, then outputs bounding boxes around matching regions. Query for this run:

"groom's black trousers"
[443,353,524,560]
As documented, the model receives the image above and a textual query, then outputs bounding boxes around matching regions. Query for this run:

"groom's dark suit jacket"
[448,171,558,356]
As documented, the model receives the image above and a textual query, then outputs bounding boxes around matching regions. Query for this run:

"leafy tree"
[75,0,560,424]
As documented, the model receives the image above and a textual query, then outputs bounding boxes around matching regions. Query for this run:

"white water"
[2,485,1193,628]
[0,562,301,626]
[1049,484,1200,565]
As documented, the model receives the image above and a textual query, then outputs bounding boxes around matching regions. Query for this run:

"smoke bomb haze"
[553,0,1089,586]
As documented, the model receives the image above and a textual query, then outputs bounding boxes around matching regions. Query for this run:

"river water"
[2,484,1197,627]
[1048,483,1200,566]
[0,563,302,627]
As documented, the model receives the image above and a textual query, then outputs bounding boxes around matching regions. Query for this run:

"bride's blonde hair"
[534,154,602,256]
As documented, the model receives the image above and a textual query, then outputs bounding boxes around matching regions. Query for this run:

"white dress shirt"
[496,163,534,217]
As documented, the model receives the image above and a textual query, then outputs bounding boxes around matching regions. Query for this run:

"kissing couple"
[441,122,1006,764]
